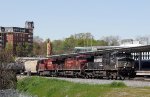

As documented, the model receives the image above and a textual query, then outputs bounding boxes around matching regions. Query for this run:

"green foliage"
[52,40,65,54]
[32,41,47,56]
[16,43,33,57]
[102,36,120,46]
[0,49,14,64]
[62,37,76,53]
[16,43,24,57]
[2,33,120,57]
[5,43,13,51]
[24,42,32,55]
[32,33,119,55]
[110,82,126,87]
[17,77,150,97]
[17,77,127,97]
[52,32,109,54]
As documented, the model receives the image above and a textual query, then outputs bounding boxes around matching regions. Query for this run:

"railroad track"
[17,74,150,81]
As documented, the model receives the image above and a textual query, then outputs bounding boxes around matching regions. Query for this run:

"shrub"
[110,82,126,87]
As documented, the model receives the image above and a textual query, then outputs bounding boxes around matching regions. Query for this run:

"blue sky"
[0,0,150,40]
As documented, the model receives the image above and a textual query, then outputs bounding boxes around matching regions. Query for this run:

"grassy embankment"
[17,77,150,97]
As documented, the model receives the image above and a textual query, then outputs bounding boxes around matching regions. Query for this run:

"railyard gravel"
[48,77,150,87]
[0,89,37,97]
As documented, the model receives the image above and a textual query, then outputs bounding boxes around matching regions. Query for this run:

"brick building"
[0,21,34,54]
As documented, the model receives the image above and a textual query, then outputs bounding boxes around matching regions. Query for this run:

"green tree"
[52,40,64,54]
[16,43,24,57]
[63,36,76,53]
[51,32,109,54]
[24,42,33,56]
[5,43,13,53]
[0,49,14,64]
[102,36,120,46]
[33,42,41,56]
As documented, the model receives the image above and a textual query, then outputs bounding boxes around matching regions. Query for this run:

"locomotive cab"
[117,57,135,69]
[116,57,136,78]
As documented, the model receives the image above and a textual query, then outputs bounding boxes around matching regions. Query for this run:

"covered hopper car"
[23,60,40,74]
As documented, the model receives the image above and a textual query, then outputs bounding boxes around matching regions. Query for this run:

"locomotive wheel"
[84,74,89,79]
[74,75,77,78]
[73,73,78,78]
[99,76,103,79]
[127,76,131,80]
[115,76,118,80]
[75,73,79,78]
[122,77,125,80]
[119,76,125,80]
[111,76,113,80]
[106,75,110,80]
[106,72,110,80]
[85,75,89,79]
[108,75,114,80]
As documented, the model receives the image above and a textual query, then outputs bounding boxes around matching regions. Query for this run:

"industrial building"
[0,21,34,53]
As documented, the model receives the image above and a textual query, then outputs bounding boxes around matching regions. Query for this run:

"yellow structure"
[47,39,52,57]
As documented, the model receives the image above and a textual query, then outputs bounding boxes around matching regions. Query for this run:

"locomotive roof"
[50,45,150,58]
[117,57,134,61]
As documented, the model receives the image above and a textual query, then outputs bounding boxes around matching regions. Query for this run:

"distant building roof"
[0,21,34,33]
[0,27,26,33]
[120,39,144,47]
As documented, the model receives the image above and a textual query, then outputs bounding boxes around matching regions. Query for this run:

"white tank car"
[24,60,39,74]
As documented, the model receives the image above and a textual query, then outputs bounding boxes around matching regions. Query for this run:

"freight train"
[23,51,136,80]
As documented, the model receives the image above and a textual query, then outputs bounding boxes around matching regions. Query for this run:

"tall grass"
[110,82,126,87]
[17,77,126,97]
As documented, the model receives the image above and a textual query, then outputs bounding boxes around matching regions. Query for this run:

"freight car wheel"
[39,71,43,76]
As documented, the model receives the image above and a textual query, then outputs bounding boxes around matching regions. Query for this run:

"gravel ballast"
[0,89,37,97]
[49,77,150,87]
